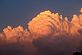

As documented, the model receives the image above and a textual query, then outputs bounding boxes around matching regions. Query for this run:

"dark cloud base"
[0,34,82,55]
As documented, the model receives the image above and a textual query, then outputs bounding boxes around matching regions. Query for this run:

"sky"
[0,0,82,31]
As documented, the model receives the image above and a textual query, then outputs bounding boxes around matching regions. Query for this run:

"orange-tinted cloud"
[0,8,82,55]
[28,9,82,37]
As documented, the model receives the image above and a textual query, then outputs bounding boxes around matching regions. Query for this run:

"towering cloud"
[0,8,82,55]
[28,10,82,37]
[28,10,64,39]
[27,9,82,55]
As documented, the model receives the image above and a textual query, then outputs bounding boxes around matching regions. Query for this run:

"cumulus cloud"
[28,10,82,37]
[0,8,82,55]
[28,10,63,38]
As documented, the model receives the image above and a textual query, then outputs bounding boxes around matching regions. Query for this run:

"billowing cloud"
[28,10,82,37]
[0,8,82,55]
[28,10,63,39]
